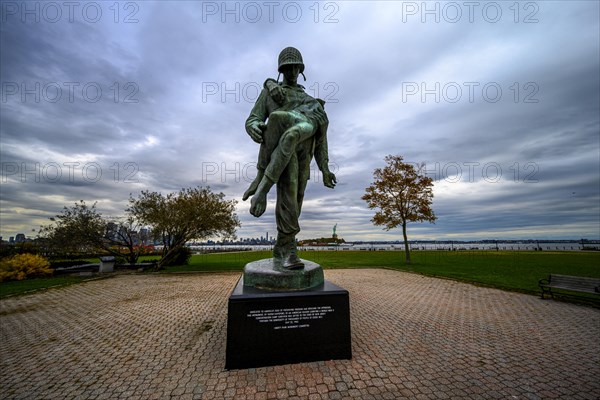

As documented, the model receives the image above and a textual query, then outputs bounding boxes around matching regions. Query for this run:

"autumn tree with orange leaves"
[362,155,437,264]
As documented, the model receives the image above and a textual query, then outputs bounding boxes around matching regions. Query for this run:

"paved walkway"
[1,269,599,399]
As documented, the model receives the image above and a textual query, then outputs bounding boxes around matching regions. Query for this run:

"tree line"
[38,187,240,269]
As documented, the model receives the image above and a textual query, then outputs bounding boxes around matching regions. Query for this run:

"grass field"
[1,250,599,299]
[169,250,600,296]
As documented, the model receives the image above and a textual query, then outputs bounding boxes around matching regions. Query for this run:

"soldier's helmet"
[278,47,305,73]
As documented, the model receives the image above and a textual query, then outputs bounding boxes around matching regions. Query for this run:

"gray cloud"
[1,0,598,242]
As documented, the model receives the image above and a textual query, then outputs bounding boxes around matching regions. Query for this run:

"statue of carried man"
[244,47,336,270]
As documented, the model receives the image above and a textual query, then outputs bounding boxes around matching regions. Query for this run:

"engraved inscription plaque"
[225,278,352,369]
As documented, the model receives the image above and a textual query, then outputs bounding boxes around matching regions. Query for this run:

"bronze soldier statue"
[244,47,336,270]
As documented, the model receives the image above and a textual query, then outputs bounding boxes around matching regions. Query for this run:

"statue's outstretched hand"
[247,122,266,143]
[323,171,337,189]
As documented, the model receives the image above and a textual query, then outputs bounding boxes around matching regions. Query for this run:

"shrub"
[0,253,53,282]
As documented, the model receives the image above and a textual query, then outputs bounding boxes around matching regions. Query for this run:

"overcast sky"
[1,0,599,242]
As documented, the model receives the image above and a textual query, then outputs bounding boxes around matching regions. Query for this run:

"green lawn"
[2,250,599,299]
[167,251,271,272]
[169,250,600,296]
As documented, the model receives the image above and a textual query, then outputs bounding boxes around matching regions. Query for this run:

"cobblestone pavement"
[1,269,599,399]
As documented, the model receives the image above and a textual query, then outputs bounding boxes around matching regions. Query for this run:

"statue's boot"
[250,176,275,217]
[242,170,264,201]
[283,241,304,270]
[273,234,304,270]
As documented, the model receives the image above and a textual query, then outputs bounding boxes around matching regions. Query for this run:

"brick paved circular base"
[1,269,599,399]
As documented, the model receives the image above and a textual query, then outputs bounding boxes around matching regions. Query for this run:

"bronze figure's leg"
[273,155,303,269]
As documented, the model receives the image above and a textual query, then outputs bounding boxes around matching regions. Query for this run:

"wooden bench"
[538,274,600,299]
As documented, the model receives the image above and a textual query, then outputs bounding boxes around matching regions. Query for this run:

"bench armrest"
[538,278,550,287]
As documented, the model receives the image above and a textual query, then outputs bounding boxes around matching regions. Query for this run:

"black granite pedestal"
[225,277,352,370]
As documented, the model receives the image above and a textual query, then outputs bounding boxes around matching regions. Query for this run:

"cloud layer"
[1,1,599,241]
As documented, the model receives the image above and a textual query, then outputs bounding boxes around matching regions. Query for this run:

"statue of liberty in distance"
[243,47,336,271]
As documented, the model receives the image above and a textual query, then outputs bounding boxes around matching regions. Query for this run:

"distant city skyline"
[2,230,597,247]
